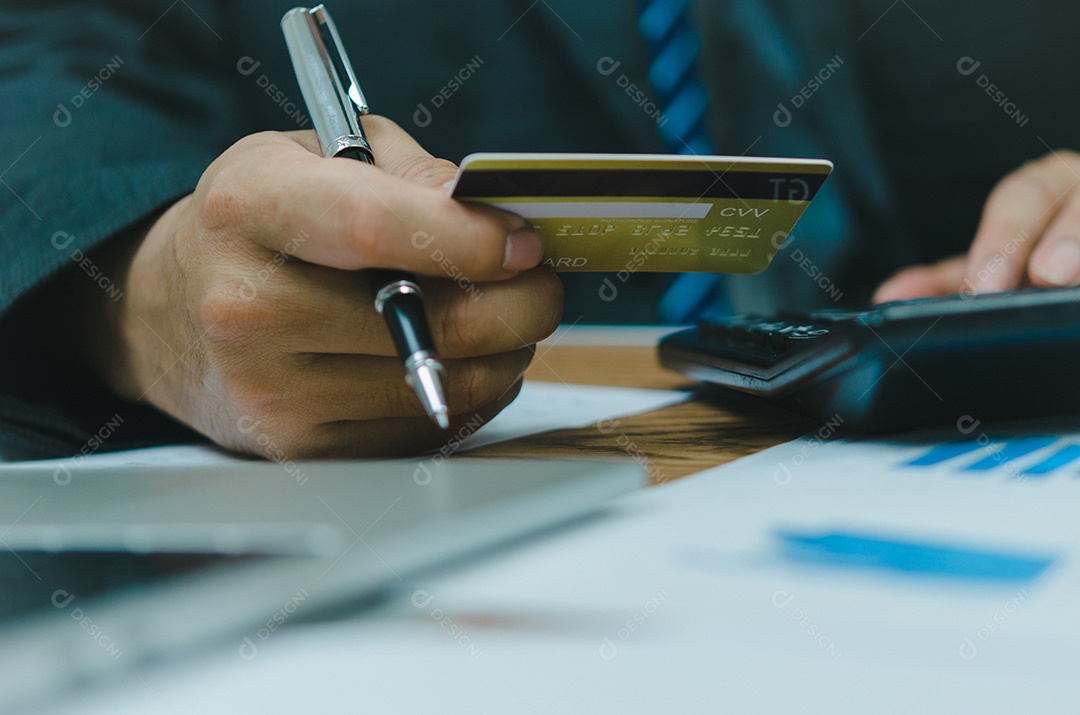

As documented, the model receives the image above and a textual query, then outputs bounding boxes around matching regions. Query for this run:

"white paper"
[457,381,686,450]
[1,381,688,473]
[43,421,1080,714]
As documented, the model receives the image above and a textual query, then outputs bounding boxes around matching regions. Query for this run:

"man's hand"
[874,150,1080,302]
[83,118,558,458]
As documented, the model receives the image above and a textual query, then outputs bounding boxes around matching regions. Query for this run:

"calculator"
[658,286,1080,432]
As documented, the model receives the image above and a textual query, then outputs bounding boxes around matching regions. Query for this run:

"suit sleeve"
[0,0,240,459]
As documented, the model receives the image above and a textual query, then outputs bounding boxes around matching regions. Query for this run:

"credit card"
[449,153,832,273]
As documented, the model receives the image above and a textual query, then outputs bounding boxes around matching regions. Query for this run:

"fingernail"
[502,229,543,271]
[1033,241,1080,285]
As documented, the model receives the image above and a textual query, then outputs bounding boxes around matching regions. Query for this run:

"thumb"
[362,115,460,189]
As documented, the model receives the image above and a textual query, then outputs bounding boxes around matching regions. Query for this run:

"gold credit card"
[450,153,833,273]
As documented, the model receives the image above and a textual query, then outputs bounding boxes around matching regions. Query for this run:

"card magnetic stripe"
[452,169,829,201]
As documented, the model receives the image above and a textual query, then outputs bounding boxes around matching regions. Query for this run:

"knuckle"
[340,191,397,268]
[242,420,311,461]
[228,384,278,430]
[196,163,254,235]
[227,375,296,439]
[266,430,318,461]
[195,133,285,235]
[228,375,328,459]
[197,281,273,343]
[450,352,530,414]
[395,155,459,187]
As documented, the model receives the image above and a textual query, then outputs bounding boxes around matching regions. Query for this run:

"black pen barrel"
[370,270,437,359]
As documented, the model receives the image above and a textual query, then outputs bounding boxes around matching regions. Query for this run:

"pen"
[281,5,451,430]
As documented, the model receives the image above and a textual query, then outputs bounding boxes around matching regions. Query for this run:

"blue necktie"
[638,0,725,323]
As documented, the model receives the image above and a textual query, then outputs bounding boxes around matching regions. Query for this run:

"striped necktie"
[638,0,725,323]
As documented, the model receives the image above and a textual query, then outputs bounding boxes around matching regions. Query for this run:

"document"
[0,381,688,472]
[49,419,1080,713]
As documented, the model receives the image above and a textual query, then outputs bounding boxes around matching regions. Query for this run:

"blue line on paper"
[1023,444,1080,477]
[965,436,1058,471]
[776,530,1054,582]
[906,441,986,467]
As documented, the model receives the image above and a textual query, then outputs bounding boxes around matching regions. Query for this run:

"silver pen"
[282,5,450,429]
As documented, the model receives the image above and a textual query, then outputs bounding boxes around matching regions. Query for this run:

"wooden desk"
[468,341,816,483]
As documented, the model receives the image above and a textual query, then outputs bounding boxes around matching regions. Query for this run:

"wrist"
[66,199,186,402]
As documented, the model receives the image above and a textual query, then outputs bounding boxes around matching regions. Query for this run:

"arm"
[1,3,555,460]
[0,1,237,458]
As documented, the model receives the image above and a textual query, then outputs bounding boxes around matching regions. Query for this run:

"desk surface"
[470,336,815,482]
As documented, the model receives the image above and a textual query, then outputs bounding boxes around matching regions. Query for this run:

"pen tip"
[405,355,451,430]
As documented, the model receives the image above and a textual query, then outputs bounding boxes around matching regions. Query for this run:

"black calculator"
[658,286,1080,432]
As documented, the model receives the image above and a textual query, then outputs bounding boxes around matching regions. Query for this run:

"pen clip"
[282,5,373,160]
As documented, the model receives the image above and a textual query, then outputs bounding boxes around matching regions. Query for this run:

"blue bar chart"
[905,436,1080,477]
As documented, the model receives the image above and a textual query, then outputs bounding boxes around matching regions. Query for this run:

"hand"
[81,118,558,458]
[874,150,1080,303]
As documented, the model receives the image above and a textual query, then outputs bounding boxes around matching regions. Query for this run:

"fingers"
[194,128,542,282]
[360,116,461,190]
[315,349,533,422]
[234,262,563,358]
[235,348,534,429]
[884,151,1080,300]
[1027,191,1080,286]
[964,152,1080,292]
[303,380,524,458]
[872,255,967,303]
[291,117,464,190]
[291,118,461,189]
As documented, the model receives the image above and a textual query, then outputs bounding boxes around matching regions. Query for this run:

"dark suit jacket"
[2,0,1078,457]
